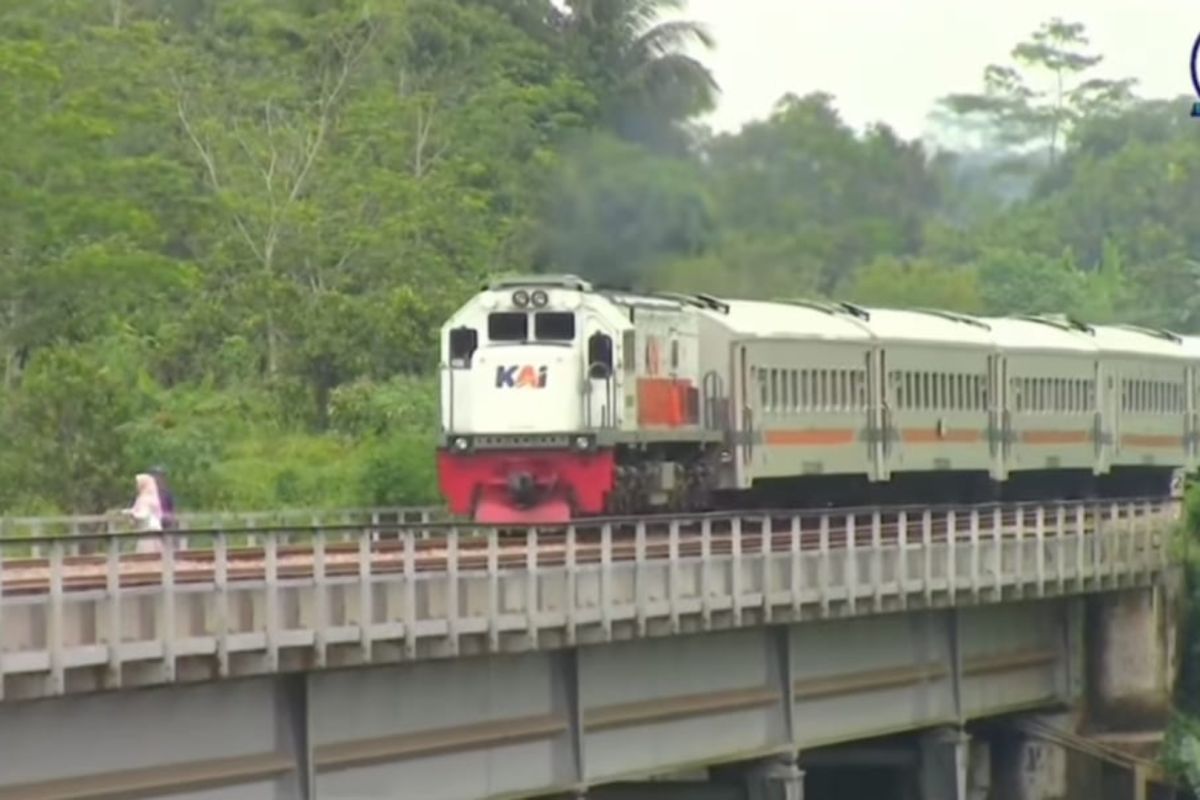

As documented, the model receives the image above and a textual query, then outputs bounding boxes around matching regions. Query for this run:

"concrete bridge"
[0,498,1183,799]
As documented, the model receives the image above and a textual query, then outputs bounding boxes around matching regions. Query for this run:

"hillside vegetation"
[1,2,1197,514]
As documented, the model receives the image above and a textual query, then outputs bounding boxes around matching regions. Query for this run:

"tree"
[0,339,148,513]
[936,18,1135,166]
[560,0,718,148]
[172,4,376,377]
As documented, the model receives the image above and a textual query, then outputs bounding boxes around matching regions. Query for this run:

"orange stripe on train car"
[900,428,982,444]
[1120,433,1181,448]
[1020,430,1090,445]
[764,428,857,446]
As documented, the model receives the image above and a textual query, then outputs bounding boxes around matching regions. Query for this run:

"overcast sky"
[680,0,1198,139]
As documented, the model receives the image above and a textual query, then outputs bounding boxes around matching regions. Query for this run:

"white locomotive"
[438,275,1196,523]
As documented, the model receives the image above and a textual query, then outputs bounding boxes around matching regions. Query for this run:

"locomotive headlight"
[531,289,549,307]
[574,435,592,451]
[512,290,530,308]
[453,436,470,452]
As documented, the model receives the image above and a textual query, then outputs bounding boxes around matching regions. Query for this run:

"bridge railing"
[0,504,446,543]
[0,497,1178,701]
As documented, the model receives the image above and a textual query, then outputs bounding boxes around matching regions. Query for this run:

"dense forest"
[1,0,1198,516]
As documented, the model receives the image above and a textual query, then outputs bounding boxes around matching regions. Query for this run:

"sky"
[679,0,1198,139]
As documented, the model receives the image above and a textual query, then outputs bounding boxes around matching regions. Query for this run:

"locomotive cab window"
[488,312,527,341]
[534,312,575,341]
[448,326,478,367]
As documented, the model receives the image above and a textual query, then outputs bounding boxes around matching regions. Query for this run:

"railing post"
[762,517,773,622]
[567,524,580,643]
[525,527,538,647]
[313,530,327,668]
[897,511,909,609]
[635,521,647,636]
[991,507,1003,600]
[601,523,614,639]
[358,531,373,663]
[969,509,981,600]
[487,528,500,652]
[403,530,417,658]
[790,516,803,615]
[1055,504,1067,593]
[819,514,831,616]
[447,527,460,656]
[215,531,229,677]
[1075,505,1086,587]
[161,532,176,683]
[106,534,123,689]
[946,510,957,602]
[1035,506,1046,596]
[48,538,65,695]
[1141,499,1153,580]
[845,513,857,614]
[265,532,280,672]
[922,509,933,606]
[731,518,744,626]
[1108,502,1119,585]
[872,510,883,612]
[1015,507,1025,598]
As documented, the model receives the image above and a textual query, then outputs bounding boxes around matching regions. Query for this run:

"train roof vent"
[652,289,724,311]
[1019,313,1095,335]
[836,301,871,321]
[487,274,592,292]
[914,308,993,330]
[1115,323,1183,344]
[692,293,731,314]
[780,298,869,320]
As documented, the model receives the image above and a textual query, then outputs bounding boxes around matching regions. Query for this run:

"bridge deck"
[0,498,1175,702]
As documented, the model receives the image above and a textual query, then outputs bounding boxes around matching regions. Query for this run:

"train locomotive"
[437,275,1196,523]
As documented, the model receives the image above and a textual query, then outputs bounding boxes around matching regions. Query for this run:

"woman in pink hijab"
[125,473,163,554]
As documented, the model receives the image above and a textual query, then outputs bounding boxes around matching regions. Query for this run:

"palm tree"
[562,0,719,146]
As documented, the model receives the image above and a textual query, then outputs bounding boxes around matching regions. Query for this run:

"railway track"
[0,497,1174,597]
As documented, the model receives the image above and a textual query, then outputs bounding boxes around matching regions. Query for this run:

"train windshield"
[487,312,576,344]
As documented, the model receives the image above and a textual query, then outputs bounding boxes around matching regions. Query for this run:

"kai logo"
[495,365,548,389]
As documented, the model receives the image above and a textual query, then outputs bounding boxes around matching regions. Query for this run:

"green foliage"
[935,17,1135,165]
[3,8,1200,520]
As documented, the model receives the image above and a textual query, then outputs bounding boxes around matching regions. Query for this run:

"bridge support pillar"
[918,728,989,800]
[744,754,805,800]
[1088,585,1177,729]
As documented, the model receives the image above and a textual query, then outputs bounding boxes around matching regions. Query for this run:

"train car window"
[770,369,779,411]
[790,371,799,411]
[622,331,636,374]
[759,368,769,408]
[820,370,830,410]
[448,326,478,367]
[534,312,575,341]
[670,340,679,370]
[588,332,614,379]
[488,312,527,341]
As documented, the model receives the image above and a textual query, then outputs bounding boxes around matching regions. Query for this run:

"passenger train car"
[437,275,1196,523]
